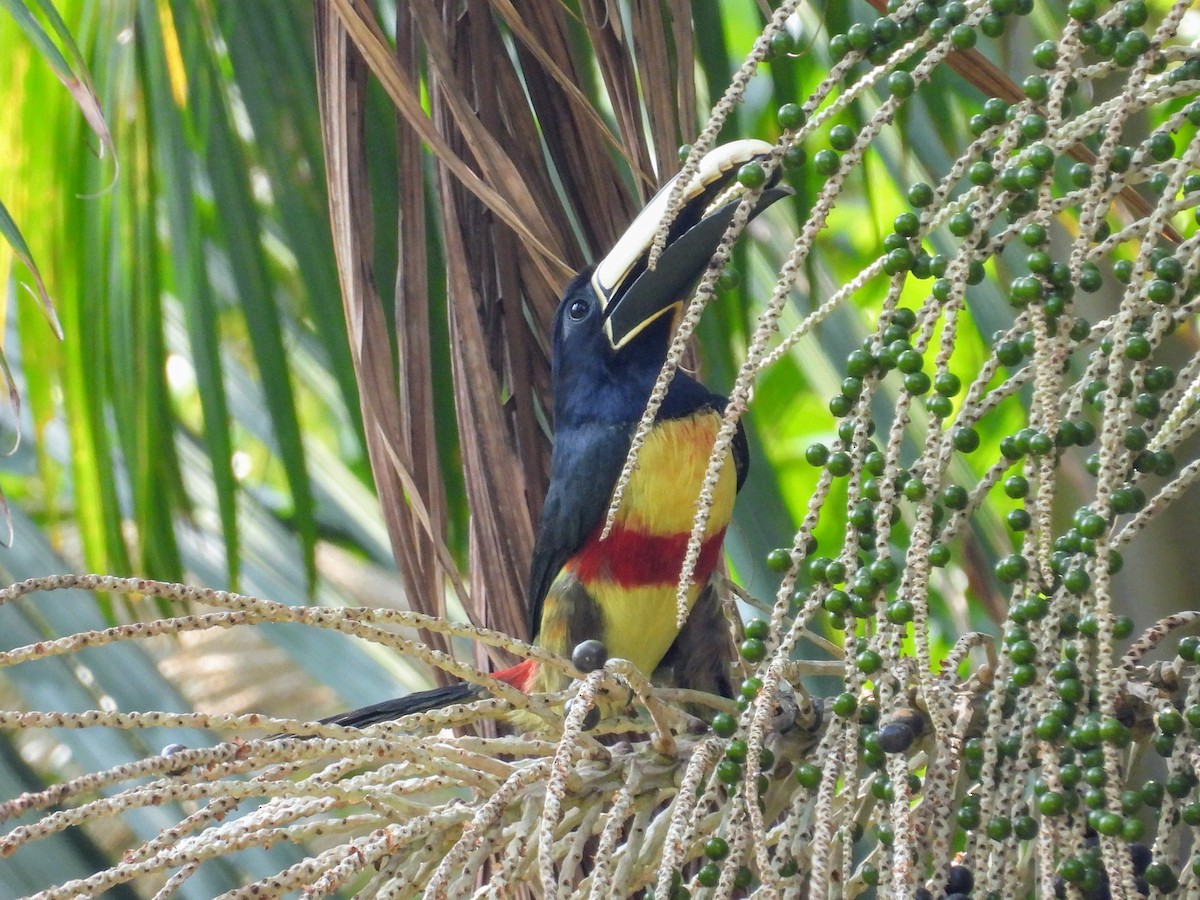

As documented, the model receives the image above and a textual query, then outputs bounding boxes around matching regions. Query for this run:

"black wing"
[732,418,749,492]
[526,421,631,640]
[320,682,484,729]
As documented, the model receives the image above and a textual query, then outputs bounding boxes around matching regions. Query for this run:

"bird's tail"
[320,659,539,729]
[320,681,486,728]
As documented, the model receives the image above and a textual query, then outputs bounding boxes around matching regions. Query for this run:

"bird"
[324,140,788,730]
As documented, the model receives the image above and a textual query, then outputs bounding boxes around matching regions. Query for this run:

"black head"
[549,139,791,425]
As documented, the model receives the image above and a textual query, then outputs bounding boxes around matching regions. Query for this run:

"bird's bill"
[593,139,791,350]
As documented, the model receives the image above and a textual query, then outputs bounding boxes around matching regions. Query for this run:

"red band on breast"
[566,523,728,589]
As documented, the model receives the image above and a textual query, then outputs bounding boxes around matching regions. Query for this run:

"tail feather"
[324,660,541,729]
[321,681,485,729]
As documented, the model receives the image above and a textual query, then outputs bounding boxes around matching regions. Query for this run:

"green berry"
[826,451,852,476]
[1027,142,1055,170]
[908,182,934,207]
[904,372,931,394]
[1014,814,1038,839]
[782,144,807,170]
[1039,791,1066,815]
[1077,512,1106,538]
[942,484,968,509]
[777,103,807,130]
[1155,257,1184,283]
[769,29,796,56]
[1021,113,1048,140]
[980,12,1005,36]
[889,70,916,98]
[948,211,974,237]
[1125,334,1152,360]
[832,692,857,717]
[996,554,1029,582]
[711,712,737,737]
[1149,131,1174,162]
[856,649,883,674]
[795,762,822,789]
[1032,40,1058,69]
[1022,74,1049,101]
[953,426,980,452]
[1006,509,1032,531]
[740,638,767,663]
[1011,663,1037,687]
[1068,0,1096,18]
[737,161,767,189]
[1004,475,1029,498]
[823,590,850,616]
[894,211,920,236]
[1147,279,1175,305]
[1110,145,1132,172]
[1063,568,1090,595]
[950,24,976,49]
[934,372,961,396]
[1142,780,1165,806]
[1113,615,1134,639]
[845,22,872,50]
[985,816,1012,840]
[743,618,770,641]
[873,16,899,45]
[983,97,1008,124]
[716,759,742,784]
[766,548,793,572]
[829,124,855,151]
[926,394,952,417]
[1037,713,1064,741]
[813,149,839,177]
[1143,862,1177,891]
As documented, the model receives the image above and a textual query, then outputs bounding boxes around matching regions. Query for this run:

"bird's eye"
[568,298,589,320]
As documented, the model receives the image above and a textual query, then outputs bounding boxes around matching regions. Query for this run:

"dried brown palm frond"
[311,0,732,665]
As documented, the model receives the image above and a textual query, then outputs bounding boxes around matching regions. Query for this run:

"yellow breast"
[587,412,737,675]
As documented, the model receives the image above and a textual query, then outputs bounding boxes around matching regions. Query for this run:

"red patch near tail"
[492,658,538,693]
[566,522,728,589]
